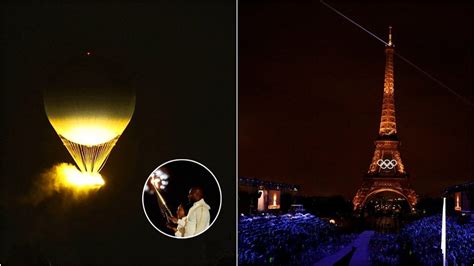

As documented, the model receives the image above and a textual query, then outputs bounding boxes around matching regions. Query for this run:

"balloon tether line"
[320,0,474,107]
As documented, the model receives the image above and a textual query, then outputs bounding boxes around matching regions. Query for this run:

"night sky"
[239,1,473,198]
[1,2,235,265]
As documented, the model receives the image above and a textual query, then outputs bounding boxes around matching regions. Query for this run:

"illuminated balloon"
[44,53,135,174]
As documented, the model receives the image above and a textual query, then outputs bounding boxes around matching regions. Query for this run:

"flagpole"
[441,197,446,266]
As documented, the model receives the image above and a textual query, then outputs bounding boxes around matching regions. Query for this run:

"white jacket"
[184,198,210,237]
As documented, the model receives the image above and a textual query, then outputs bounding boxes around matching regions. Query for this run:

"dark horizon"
[239,1,473,199]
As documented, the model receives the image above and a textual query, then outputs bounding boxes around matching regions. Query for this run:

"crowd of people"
[369,233,400,265]
[400,215,473,265]
[239,213,473,265]
[238,213,356,265]
[369,215,474,265]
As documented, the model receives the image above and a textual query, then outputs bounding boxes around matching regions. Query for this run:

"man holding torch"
[170,187,211,237]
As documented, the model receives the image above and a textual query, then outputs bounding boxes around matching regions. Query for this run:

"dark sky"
[1,2,235,265]
[239,1,473,198]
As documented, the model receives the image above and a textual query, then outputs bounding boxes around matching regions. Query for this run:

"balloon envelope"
[44,54,135,173]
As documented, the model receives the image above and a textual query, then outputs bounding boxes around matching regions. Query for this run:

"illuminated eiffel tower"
[352,27,417,211]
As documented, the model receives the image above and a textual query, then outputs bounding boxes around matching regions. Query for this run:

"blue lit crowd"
[238,213,356,265]
[369,233,400,265]
[240,213,473,265]
[369,215,474,265]
[400,215,473,265]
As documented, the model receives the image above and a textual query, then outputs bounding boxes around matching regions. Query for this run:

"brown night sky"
[239,1,473,198]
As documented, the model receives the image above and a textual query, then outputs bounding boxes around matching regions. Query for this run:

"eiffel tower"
[352,27,417,211]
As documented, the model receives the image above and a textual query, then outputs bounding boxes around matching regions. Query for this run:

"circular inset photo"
[142,159,222,239]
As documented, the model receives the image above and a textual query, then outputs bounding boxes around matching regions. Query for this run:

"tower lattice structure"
[352,27,417,211]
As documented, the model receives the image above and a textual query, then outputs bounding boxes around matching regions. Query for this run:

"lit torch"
[149,170,173,221]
